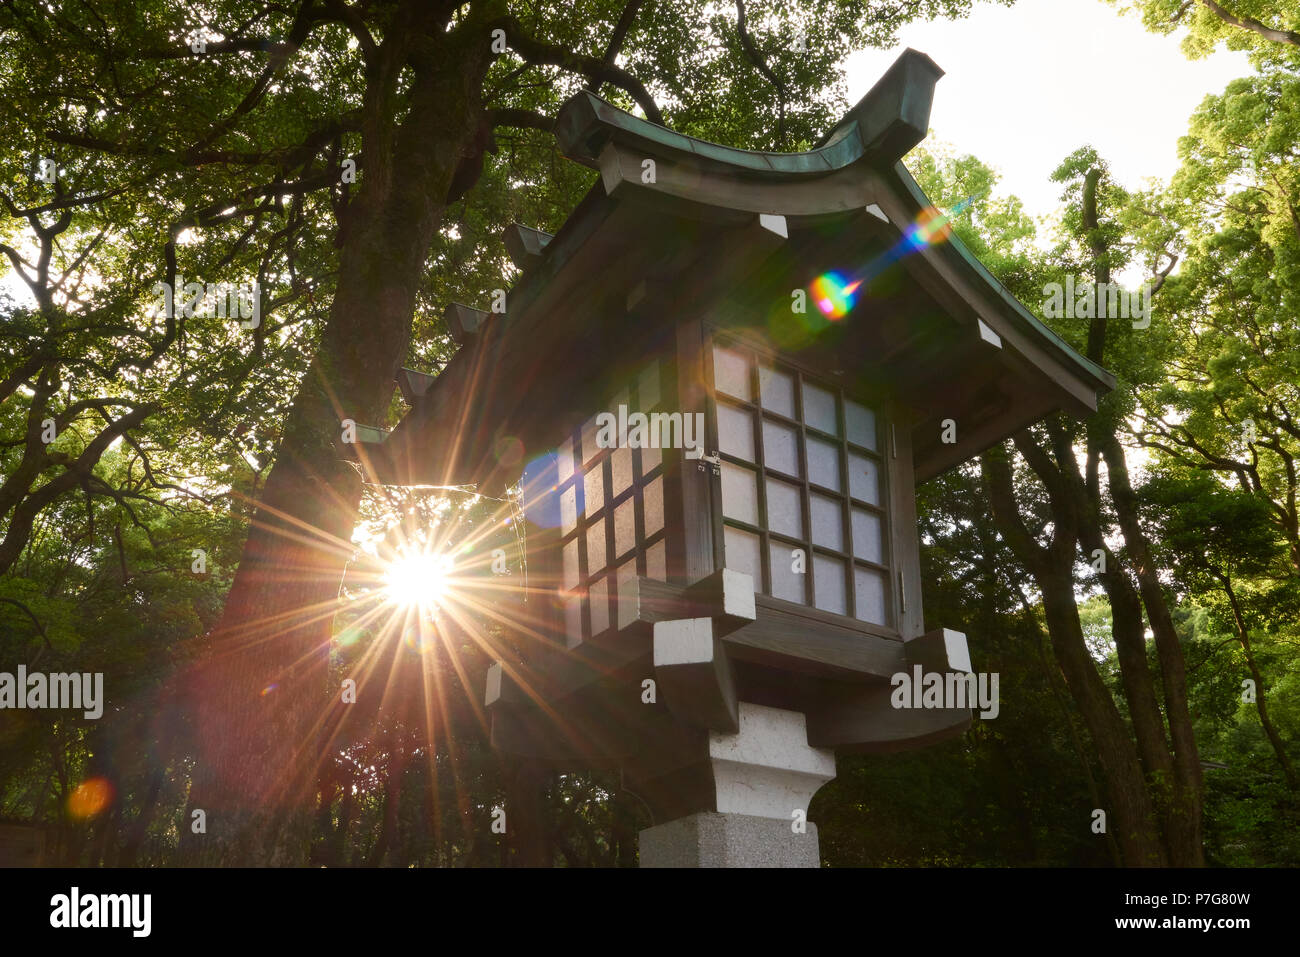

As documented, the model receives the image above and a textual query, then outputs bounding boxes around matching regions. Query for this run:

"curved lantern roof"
[376,48,1115,492]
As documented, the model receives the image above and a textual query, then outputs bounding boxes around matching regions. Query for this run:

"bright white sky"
[846,0,1253,221]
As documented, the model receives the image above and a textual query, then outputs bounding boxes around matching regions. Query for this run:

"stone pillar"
[638,702,836,868]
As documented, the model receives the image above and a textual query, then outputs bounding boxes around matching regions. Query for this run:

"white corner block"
[720,567,757,621]
[943,629,972,673]
[976,319,1003,349]
[759,213,788,238]
[654,618,715,667]
[485,662,503,707]
[863,203,889,223]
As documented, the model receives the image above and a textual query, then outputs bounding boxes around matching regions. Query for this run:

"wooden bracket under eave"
[444,301,490,346]
[652,617,740,734]
[503,223,554,270]
[396,366,438,405]
[803,627,974,752]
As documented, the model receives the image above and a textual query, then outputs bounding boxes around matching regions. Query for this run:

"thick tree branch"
[0,597,54,665]
[319,0,378,60]
[981,444,1050,567]
[735,0,786,149]
[497,16,665,126]
[584,0,646,91]
[1199,0,1300,47]
[487,107,554,133]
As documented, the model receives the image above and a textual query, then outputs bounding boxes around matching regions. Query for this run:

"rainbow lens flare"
[905,195,977,251]
[807,193,982,325]
[810,272,862,319]
[906,206,954,249]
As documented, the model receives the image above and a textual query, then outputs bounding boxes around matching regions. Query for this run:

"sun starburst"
[382,548,453,609]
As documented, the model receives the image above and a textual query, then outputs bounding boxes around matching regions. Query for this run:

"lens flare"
[905,194,977,252]
[67,777,113,819]
[907,205,954,249]
[810,272,862,319]
[807,193,983,323]
[335,625,365,648]
[401,618,440,654]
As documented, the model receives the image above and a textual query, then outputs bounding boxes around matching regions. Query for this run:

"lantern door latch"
[688,447,721,474]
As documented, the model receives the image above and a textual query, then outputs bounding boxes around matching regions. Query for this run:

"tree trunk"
[1078,162,1204,864]
[1099,431,1204,863]
[984,448,1167,865]
[118,766,165,867]
[1027,601,1122,865]
[1038,570,1168,865]
[184,4,501,865]
[367,751,404,867]
[1218,571,1298,791]
[1043,418,1186,861]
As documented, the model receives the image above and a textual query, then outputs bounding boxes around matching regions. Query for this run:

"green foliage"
[1118,0,1300,68]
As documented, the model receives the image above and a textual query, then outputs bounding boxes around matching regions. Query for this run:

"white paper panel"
[769,541,806,604]
[846,400,878,451]
[562,539,579,591]
[814,555,847,615]
[724,526,761,585]
[855,566,887,625]
[589,577,609,636]
[802,381,838,435]
[558,436,574,482]
[758,365,795,417]
[564,595,583,646]
[611,446,633,496]
[560,485,577,534]
[810,493,843,550]
[713,345,751,400]
[586,521,606,574]
[806,436,841,492]
[721,462,759,525]
[762,420,800,476]
[766,477,803,538]
[642,476,664,536]
[717,403,756,461]
[852,508,883,564]
[645,540,667,582]
[640,443,662,475]
[614,498,636,557]
[584,463,605,516]
[849,452,880,505]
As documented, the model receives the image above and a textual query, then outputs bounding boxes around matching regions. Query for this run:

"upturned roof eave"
[555,48,945,179]
[890,161,1117,396]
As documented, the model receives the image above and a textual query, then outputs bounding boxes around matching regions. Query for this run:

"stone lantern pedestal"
[638,702,835,868]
